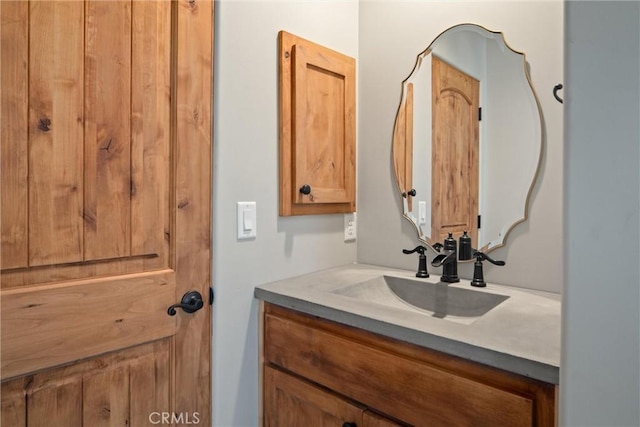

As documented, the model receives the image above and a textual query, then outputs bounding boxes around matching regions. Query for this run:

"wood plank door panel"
[2,340,170,427]
[431,56,479,244]
[0,1,212,425]
[28,0,85,267]
[1,0,29,270]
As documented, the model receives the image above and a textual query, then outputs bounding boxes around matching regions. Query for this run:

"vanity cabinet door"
[264,366,363,427]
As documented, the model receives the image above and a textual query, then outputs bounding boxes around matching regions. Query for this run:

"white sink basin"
[331,275,509,325]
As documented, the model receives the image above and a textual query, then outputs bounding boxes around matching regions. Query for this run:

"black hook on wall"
[553,84,564,104]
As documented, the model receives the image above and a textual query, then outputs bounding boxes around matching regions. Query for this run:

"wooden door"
[264,366,363,427]
[392,82,414,212]
[0,1,213,425]
[431,56,479,244]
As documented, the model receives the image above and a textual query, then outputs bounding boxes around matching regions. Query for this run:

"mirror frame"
[392,23,544,260]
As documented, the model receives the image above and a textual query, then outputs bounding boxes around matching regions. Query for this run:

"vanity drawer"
[263,303,556,427]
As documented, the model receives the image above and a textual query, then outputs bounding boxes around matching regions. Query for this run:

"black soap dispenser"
[459,231,472,261]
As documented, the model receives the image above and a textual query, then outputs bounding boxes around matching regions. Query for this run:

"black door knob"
[402,189,416,198]
[299,184,311,195]
[167,291,204,316]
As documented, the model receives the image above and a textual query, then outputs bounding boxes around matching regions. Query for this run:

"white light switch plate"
[419,201,427,225]
[237,202,256,240]
[344,212,356,242]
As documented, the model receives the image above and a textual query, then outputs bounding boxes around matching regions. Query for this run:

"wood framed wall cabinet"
[278,31,356,216]
[1,1,213,425]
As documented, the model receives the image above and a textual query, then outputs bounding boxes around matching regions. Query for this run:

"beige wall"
[357,1,564,293]
[561,1,640,425]
[214,1,566,425]
[213,1,358,425]
[213,2,640,425]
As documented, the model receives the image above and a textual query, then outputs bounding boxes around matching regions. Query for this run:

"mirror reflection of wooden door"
[392,83,414,212]
[1,1,212,425]
[431,56,479,245]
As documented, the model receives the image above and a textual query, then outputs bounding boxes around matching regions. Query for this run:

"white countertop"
[254,263,561,384]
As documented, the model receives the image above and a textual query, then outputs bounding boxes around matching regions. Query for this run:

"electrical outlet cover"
[344,212,357,242]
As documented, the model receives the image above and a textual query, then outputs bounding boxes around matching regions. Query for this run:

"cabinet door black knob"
[299,184,311,195]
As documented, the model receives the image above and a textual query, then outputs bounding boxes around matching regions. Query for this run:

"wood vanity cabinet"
[262,303,557,427]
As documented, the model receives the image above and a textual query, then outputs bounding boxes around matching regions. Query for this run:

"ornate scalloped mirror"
[392,23,542,258]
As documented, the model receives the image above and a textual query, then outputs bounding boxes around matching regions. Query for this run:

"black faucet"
[402,246,429,278]
[471,251,505,287]
[431,233,459,283]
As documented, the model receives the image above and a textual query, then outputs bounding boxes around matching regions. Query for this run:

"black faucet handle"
[403,245,427,256]
[471,251,504,287]
[432,243,444,252]
[402,246,429,278]
[473,251,506,266]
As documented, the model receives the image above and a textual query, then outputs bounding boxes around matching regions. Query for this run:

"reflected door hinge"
[209,287,214,305]
[478,107,482,121]
[478,214,482,229]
